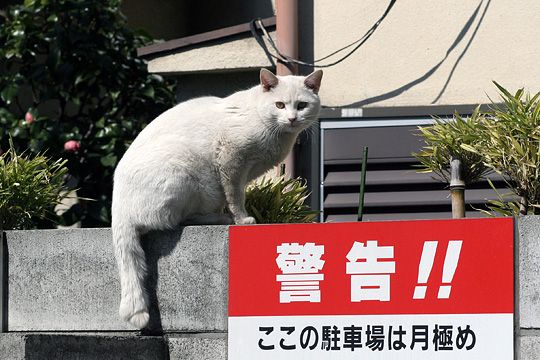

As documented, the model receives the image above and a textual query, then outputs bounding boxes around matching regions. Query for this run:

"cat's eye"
[275,102,285,109]
[297,102,308,110]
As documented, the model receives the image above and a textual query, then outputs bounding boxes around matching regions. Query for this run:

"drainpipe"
[276,0,298,178]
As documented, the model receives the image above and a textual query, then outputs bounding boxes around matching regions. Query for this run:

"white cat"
[111,69,323,329]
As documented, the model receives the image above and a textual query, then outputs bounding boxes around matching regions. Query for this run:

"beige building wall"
[313,0,540,107]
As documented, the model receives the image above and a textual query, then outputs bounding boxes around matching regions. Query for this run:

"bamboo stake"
[449,157,466,219]
[519,195,528,216]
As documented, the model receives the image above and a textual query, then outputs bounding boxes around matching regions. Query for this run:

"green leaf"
[144,86,154,98]
[460,144,477,153]
[5,49,17,59]
[100,154,117,167]
[95,117,106,128]
[1,85,18,104]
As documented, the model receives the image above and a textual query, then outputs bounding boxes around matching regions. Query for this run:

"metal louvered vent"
[320,121,506,222]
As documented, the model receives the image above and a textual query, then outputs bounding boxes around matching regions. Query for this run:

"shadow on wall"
[344,0,492,108]
[123,0,274,40]
[141,228,183,334]
[186,0,274,36]
[175,71,265,103]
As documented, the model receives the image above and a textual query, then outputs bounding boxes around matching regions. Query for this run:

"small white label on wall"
[341,108,363,118]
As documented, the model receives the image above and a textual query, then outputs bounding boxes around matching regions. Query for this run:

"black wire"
[252,0,398,68]
[249,20,277,67]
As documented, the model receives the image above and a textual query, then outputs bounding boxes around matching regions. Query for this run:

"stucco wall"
[147,34,275,75]
[313,0,540,107]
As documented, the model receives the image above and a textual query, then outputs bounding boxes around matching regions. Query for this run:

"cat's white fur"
[112,69,323,329]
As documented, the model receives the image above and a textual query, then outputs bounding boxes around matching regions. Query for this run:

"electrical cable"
[251,0,397,68]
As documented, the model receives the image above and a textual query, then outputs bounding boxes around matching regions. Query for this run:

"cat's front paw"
[236,216,256,225]
[128,311,150,329]
[119,294,149,329]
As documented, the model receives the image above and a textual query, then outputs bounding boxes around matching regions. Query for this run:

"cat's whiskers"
[303,124,317,140]
[270,123,283,139]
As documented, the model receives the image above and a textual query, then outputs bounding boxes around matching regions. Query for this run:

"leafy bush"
[414,107,491,185]
[478,179,521,217]
[0,0,176,226]
[245,176,318,224]
[415,82,540,217]
[0,140,68,230]
[462,82,540,215]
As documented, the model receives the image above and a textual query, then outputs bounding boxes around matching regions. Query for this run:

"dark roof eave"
[137,16,276,59]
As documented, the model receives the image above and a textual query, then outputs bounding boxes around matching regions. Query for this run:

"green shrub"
[245,176,318,224]
[0,140,68,230]
[414,107,491,185]
[462,82,540,215]
[478,179,521,217]
[415,82,540,216]
[0,0,176,226]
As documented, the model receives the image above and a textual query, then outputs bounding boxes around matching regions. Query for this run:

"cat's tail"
[112,219,150,329]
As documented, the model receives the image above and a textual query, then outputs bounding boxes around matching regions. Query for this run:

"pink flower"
[25,112,34,124]
[64,140,80,152]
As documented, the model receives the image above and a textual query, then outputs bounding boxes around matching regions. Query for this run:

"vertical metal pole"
[319,127,325,222]
[358,147,369,221]
[276,0,298,179]
[0,232,7,332]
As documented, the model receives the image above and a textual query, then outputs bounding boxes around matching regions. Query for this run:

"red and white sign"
[228,218,514,359]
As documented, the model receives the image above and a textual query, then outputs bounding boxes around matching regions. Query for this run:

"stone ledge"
[5,226,229,332]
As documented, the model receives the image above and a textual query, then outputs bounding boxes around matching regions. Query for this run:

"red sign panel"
[228,218,514,359]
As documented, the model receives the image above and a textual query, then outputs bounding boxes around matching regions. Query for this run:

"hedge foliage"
[0,0,176,227]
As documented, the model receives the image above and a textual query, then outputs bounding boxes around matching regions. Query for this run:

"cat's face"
[258,69,323,134]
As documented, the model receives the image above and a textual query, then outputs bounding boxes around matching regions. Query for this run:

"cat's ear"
[304,70,323,94]
[260,68,279,92]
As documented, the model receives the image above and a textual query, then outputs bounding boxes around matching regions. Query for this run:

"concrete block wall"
[1,217,540,359]
[1,226,228,360]
[5,226,228,332]
[518,216,540,359]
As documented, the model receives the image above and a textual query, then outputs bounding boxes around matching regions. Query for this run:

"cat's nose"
[288,117,297,124]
